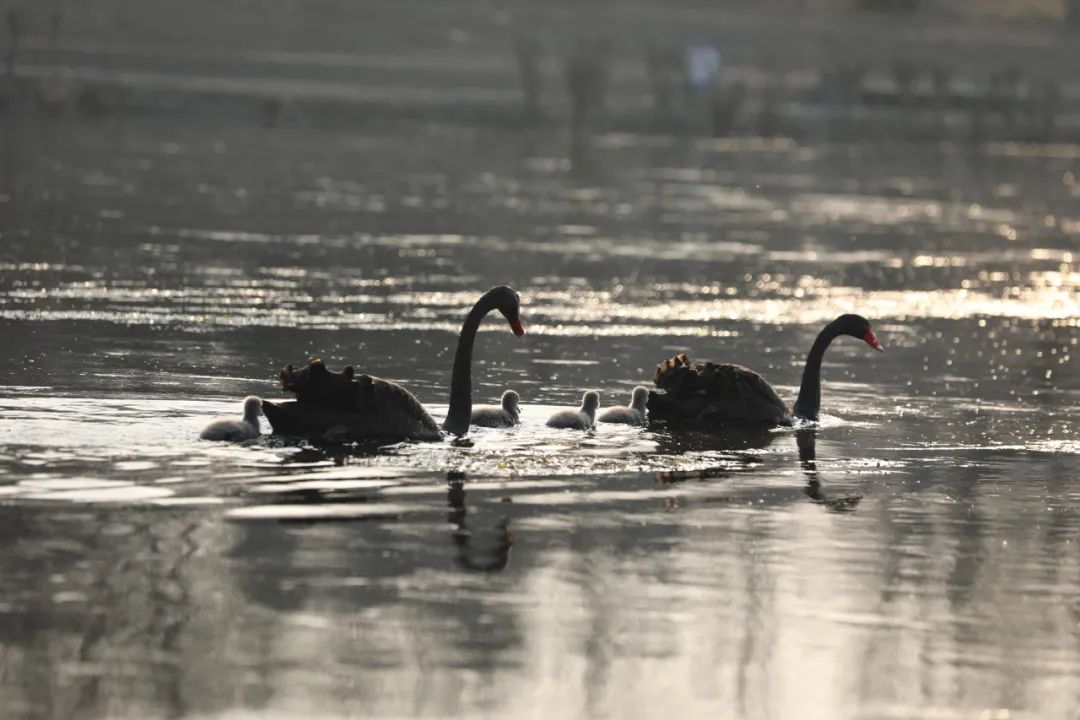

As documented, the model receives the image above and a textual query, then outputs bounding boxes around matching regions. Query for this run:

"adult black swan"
[647,314,883,426]
[262,286,525,441]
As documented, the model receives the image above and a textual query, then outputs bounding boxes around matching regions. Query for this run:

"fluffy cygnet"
[200,396,262,442]
[471,389,521,428]
[597,386,648,425]
[546,391,600,430]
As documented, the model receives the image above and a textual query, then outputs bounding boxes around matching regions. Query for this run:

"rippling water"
[1,73,1079,718]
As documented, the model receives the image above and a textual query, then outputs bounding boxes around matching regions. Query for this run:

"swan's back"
[267,358,442,441]
[650,354,789,425]
[366,376,442,439]
[280,358,358,408]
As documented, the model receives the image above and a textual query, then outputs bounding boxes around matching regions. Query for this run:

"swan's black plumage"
[262,286,525,442]
[442,286,525,435]
[647,314,882,426]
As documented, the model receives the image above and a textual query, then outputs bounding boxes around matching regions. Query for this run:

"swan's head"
[630,386,649,412]
[242,396,263,420]
[501,389,520,415]
[486,285,526,337]
[581,390,600,415]
[832,314,883,353]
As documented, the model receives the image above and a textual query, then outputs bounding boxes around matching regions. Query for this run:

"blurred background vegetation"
[1,0,1078,147]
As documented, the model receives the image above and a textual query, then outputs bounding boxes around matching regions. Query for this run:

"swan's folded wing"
[649,354,712,419]
[368,377,442,437]
[697,364,789,424]
[280,358,359,409]
[264,374,441,442]
[654,353,707,392]
[650,361,789,425]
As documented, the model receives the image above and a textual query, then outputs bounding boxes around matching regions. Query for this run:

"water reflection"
[650,420,778,454]
[797,428,863,512]
[1,392,1079,717]
[448,472,514,573]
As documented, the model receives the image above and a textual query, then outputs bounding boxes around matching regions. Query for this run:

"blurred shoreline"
[3,2,1080,143]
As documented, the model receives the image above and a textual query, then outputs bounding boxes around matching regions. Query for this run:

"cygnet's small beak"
[509,316,526,337]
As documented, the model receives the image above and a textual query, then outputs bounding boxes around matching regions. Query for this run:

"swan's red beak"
[509,316,526,337]
[863,327,884,353]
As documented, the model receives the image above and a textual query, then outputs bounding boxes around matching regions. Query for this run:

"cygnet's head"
[501,389,520,416]
[630,386,649,412]
[242,396,263,421]
[581,390,600,416]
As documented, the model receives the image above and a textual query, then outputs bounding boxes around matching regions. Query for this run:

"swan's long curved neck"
[442,299,492,435]
[792,322,841,421]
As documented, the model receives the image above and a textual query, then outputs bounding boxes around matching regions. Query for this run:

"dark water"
[2,66,1080,719]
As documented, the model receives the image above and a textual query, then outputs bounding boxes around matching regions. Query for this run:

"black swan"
[471,390,520,428]
[546,390,600,429]
[200,396,262,441]
[597,386,648,424]
[647,314,883,426]
[262,286,525,441]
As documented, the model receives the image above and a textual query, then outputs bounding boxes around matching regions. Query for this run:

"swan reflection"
[798,428,862,513]
[447,472,513,573]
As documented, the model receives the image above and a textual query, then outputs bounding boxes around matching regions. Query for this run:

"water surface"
[1,51,1079,720]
